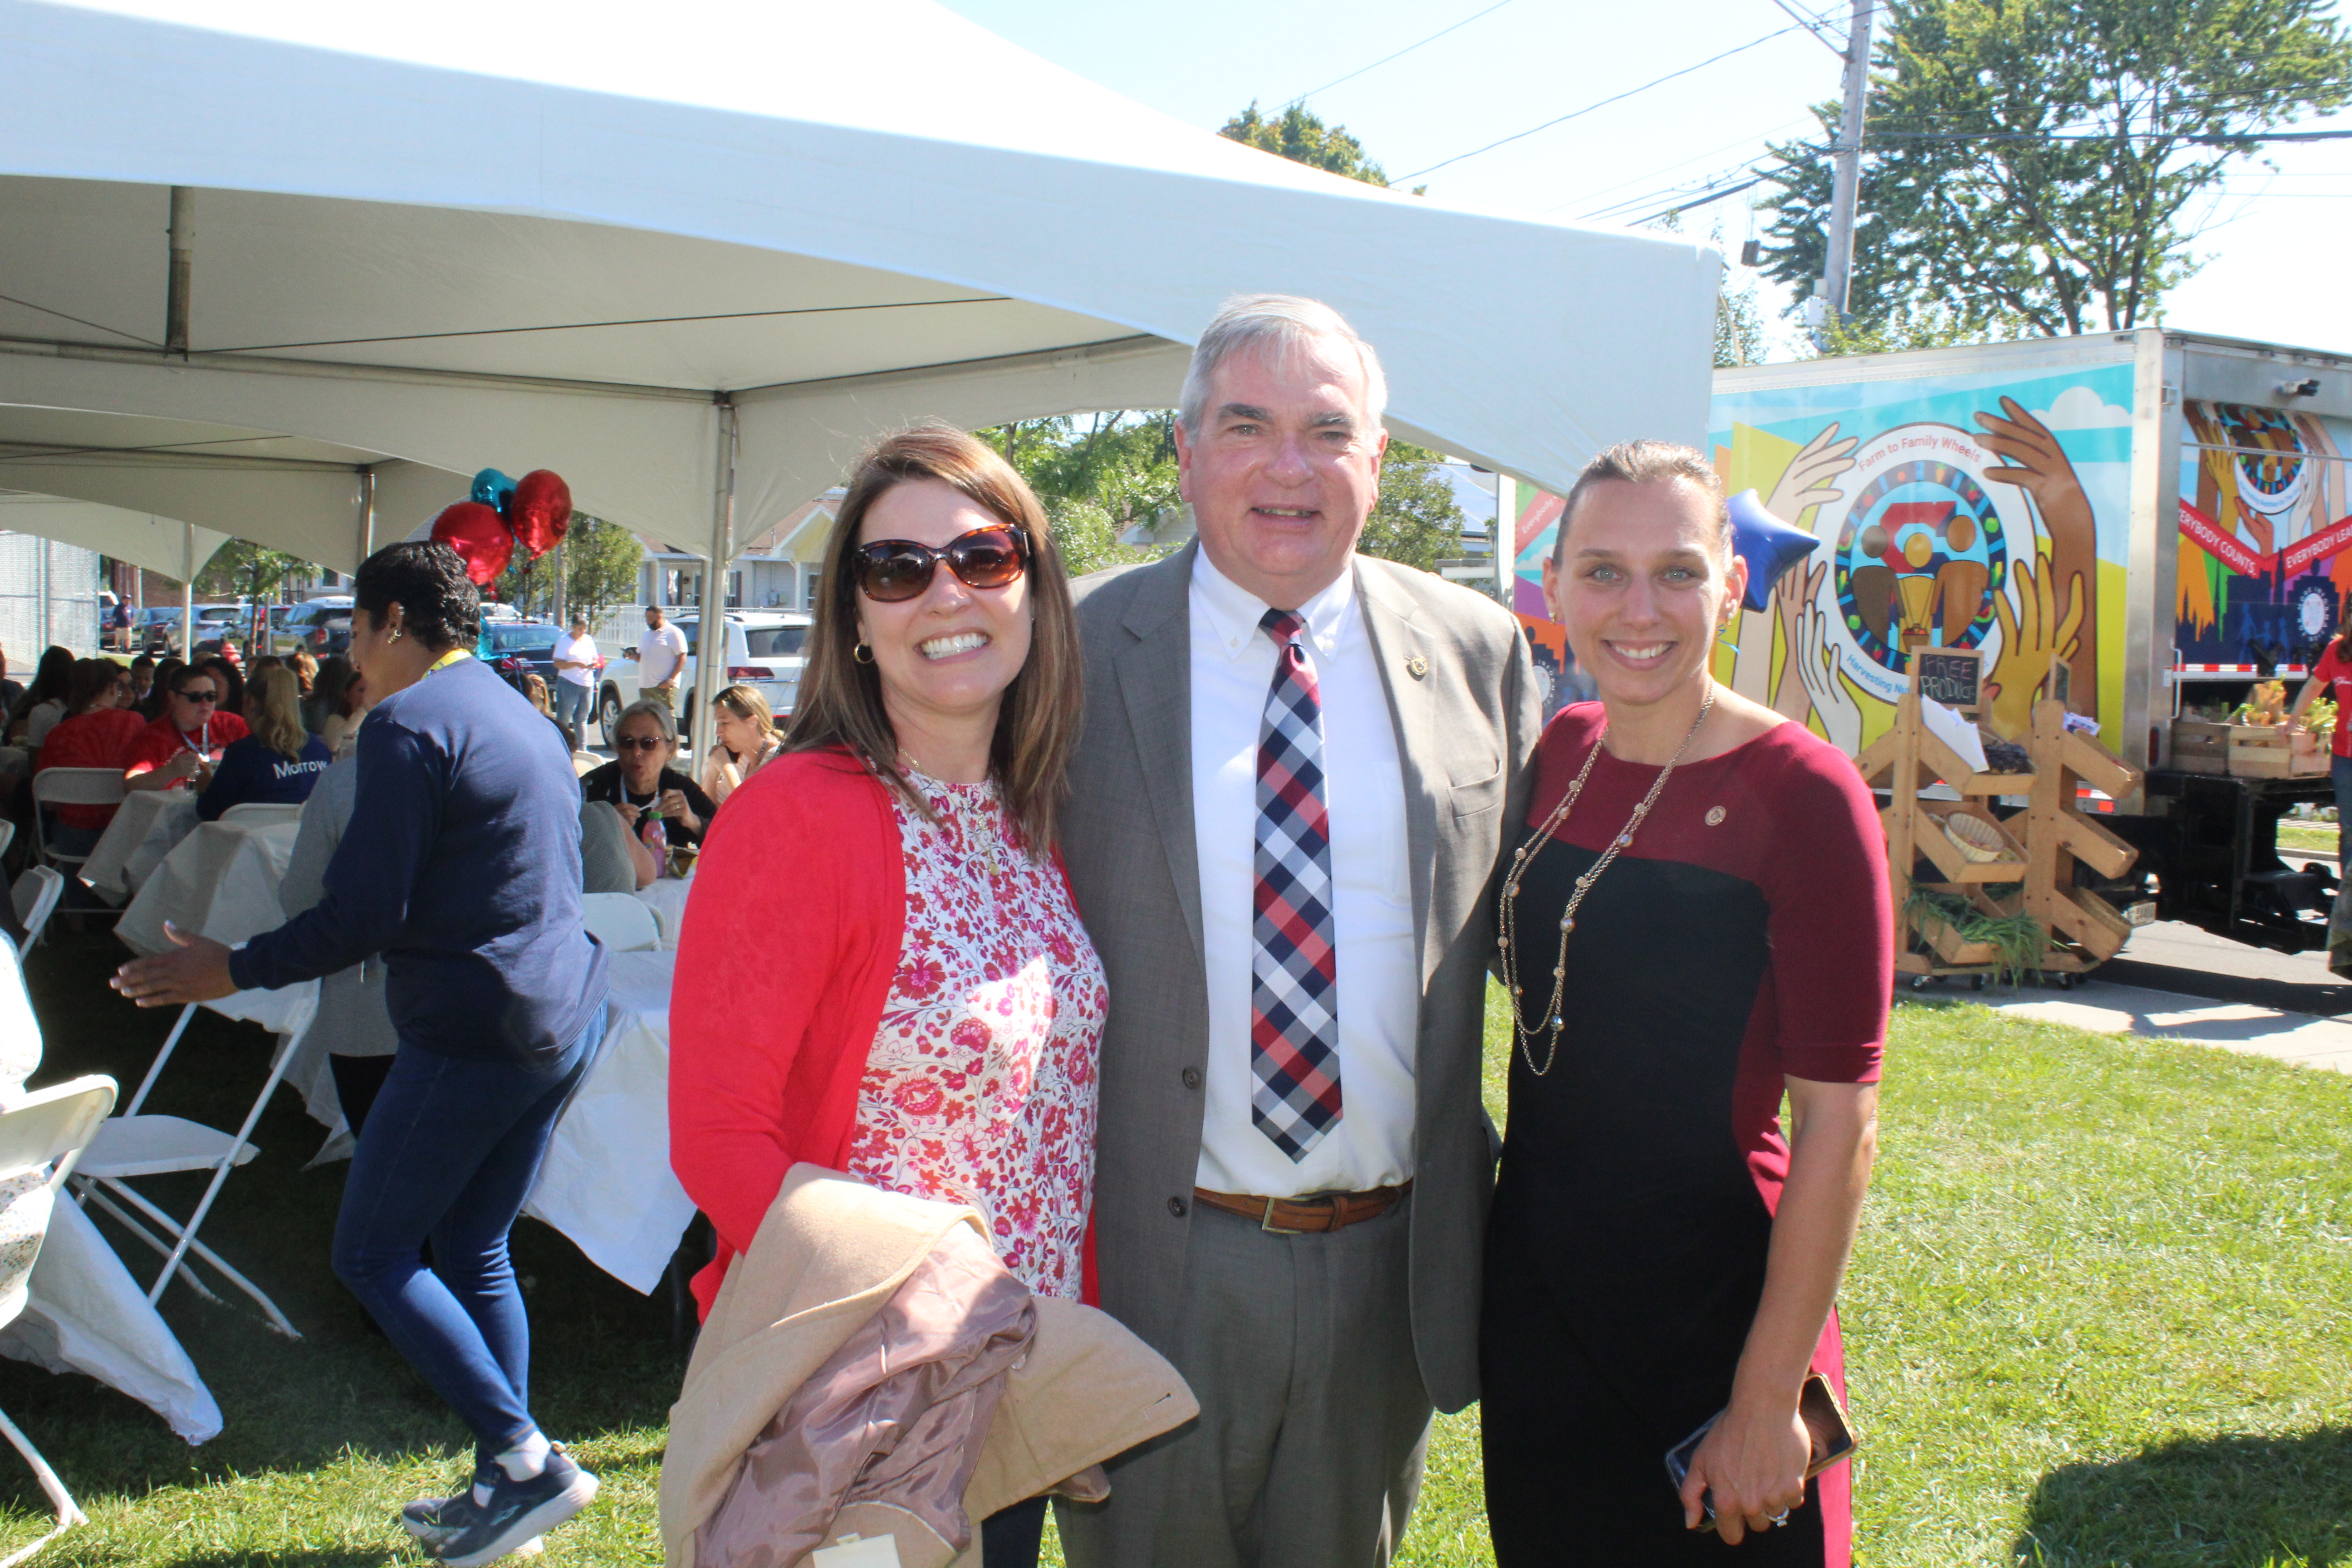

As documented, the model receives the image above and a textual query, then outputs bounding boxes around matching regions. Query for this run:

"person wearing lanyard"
[113,542,611,1568]
[122,663,251,792]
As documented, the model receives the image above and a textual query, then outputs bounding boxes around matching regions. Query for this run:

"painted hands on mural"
[1763,423,1859,528]
[1978,397,2098,711]
[1985,559,2085,739]
[1769,563,1863,752]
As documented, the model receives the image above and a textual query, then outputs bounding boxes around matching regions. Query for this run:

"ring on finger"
[1766,1509,1790,1527]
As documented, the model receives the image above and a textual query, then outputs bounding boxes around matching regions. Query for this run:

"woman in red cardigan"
[670,423,1098,1568]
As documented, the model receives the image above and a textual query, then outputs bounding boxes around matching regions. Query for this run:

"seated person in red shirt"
[36,658,147,853]
[124,662,250,794]
[197,667,333,821]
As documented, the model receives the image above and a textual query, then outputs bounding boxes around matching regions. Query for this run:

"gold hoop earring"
[853,642,874,665]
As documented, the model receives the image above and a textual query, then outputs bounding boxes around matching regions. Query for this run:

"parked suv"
[270,598,355,657]
[595,611,809,740]
[485,622,564,695]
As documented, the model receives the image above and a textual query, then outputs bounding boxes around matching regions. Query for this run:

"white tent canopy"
[0,0,1719,739]
[0,491,229,581]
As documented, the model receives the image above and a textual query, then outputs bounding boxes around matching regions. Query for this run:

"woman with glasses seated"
[668,423,1102,1568]
[578,700,715,882]
[122,662,250,793]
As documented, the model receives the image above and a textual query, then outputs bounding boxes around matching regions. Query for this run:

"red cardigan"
[670,749,906,1318]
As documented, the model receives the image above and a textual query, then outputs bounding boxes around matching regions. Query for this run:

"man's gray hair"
[1176,294,1389,436]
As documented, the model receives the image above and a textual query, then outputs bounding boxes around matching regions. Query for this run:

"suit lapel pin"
[1705,806,1727,826]
[1406,655,1429,680]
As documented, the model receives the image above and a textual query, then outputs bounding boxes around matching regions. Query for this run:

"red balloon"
[509,469,572,560]
[430,501,514,586]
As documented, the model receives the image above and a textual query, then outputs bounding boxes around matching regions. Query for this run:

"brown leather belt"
[1191,1181,1411,1235]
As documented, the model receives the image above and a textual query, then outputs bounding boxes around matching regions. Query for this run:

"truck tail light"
[727,665,774,680]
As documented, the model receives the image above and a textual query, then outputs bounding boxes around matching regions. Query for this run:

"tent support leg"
[690,398,736,764]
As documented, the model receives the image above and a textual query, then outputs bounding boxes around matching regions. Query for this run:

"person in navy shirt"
[114,543,610,1568]
[196,665,332,820]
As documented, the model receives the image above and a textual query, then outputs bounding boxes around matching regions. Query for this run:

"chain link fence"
[0,532,100,666]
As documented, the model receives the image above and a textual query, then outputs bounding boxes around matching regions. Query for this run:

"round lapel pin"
[1406,655,1429,680]
[1705,806,1727,826]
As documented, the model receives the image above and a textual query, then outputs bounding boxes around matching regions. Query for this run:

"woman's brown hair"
[249,665,307,762]
[784,422,1083,855]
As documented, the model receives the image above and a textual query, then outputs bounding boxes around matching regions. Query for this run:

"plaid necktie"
[1251,608,1342,1161]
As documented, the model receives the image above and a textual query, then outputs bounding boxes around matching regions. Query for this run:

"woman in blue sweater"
[115,543,611,1567]
[195,665,332,820]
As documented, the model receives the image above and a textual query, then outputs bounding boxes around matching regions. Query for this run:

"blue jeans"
[332,1007,604,1452]
[552,679,592,737]
[2334,753,2352,862]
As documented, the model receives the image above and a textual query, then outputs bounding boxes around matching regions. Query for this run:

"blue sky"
[941,0,2352,359]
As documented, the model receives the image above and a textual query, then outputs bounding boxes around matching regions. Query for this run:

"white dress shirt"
[1190,549,1418,1198]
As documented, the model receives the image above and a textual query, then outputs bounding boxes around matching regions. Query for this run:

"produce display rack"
[1856,683,2145,991]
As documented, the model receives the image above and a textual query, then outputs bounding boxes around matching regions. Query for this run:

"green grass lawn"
[11,934,2352,1566]
[2276,820,2340,856]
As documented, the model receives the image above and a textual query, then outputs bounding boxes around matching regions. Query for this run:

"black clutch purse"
[1662,1372,1856,1522]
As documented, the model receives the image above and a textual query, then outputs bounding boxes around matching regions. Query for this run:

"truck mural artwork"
[1506,329,2352,956]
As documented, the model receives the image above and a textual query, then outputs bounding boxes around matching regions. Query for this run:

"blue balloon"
[470,467,518,515]
[1729,487,1821,612]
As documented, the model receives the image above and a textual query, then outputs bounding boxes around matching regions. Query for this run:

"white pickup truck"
[594,610,811,739]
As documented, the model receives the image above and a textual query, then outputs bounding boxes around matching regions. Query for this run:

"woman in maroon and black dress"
[1481,441,1891,1566]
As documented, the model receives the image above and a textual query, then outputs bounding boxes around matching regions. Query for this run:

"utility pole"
[1816,0,1873,342]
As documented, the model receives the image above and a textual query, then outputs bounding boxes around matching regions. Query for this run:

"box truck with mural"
[1504,329,2352,955]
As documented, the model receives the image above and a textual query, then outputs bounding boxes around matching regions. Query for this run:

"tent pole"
[166,187,194,358]
[358,467,376,575]
[691,397,736,764]
[181,520,195,661]
[1493,473,1517,607]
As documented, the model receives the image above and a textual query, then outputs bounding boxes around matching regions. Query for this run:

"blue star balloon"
[1729,487,1821,612]
[470,467,518,517]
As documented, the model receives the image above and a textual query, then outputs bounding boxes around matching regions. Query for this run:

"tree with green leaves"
[489,512,643,620]
[1362,443,1467,573]
[1762,0,2352,339]
[197,541,312,654]
[1219,102,1393,186]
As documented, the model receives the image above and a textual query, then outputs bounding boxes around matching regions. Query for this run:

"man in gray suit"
[1057,295,1541,1568]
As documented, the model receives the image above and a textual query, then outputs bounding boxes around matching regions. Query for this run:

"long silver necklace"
[1498,685,1716,1077]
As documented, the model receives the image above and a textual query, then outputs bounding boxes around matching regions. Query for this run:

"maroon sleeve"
[1762,736,1891,1083]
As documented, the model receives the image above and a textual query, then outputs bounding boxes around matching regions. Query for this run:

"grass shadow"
[3,929,689,1513]
[2013,1426,2352,1566]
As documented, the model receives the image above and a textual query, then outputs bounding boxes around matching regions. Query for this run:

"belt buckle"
[1261,1196,1310,1235]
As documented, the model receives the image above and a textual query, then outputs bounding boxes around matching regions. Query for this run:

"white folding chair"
[581,892,661,953]
[0,822,18,864]
[69,1004,302,1338]
[27,768,124,875]
[220,803,303,828]
[571,750,602,778]
[9,869,60,951]
[0,1073,118,1568]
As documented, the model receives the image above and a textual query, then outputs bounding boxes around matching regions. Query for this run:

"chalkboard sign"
[1913,647,1985,712]
[2045,657,2072,708]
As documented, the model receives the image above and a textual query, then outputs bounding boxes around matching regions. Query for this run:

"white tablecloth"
[116,821,316,1039]
[0,1191,222,1443]
[81,791,200,905]
[523,949,691,1294]
[634,877,691,950]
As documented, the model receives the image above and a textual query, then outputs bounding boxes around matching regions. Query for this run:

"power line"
[1286,0,1517,105]
[1765,0,1847,54]
[1621,175,1772,228]
[1396,25,1804,182]
[1868,127,2352,144]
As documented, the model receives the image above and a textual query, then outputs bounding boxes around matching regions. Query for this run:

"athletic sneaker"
[401,1466,543,1558]
[428,1447,598,1567]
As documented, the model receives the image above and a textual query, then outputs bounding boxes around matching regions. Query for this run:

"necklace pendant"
[1560,916,1575,933]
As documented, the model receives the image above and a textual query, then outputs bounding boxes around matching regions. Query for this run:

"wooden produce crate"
[2227,723,2328,779]
[2168,718,2232,775]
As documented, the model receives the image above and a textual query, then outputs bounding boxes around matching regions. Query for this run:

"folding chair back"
[221,803,303,828]
[9,869,60,950]
[0,1076,116,1194]
[0,942,41,1102]
[28,767,125,875]
[572,750,601,777]
[581,892,661,953]
[0,1073,113,1560]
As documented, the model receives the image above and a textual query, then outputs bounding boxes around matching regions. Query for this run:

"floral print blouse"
[844,769,1107,1299]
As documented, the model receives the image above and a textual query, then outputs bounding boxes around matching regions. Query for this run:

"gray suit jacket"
[1062,543,1541,1413]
